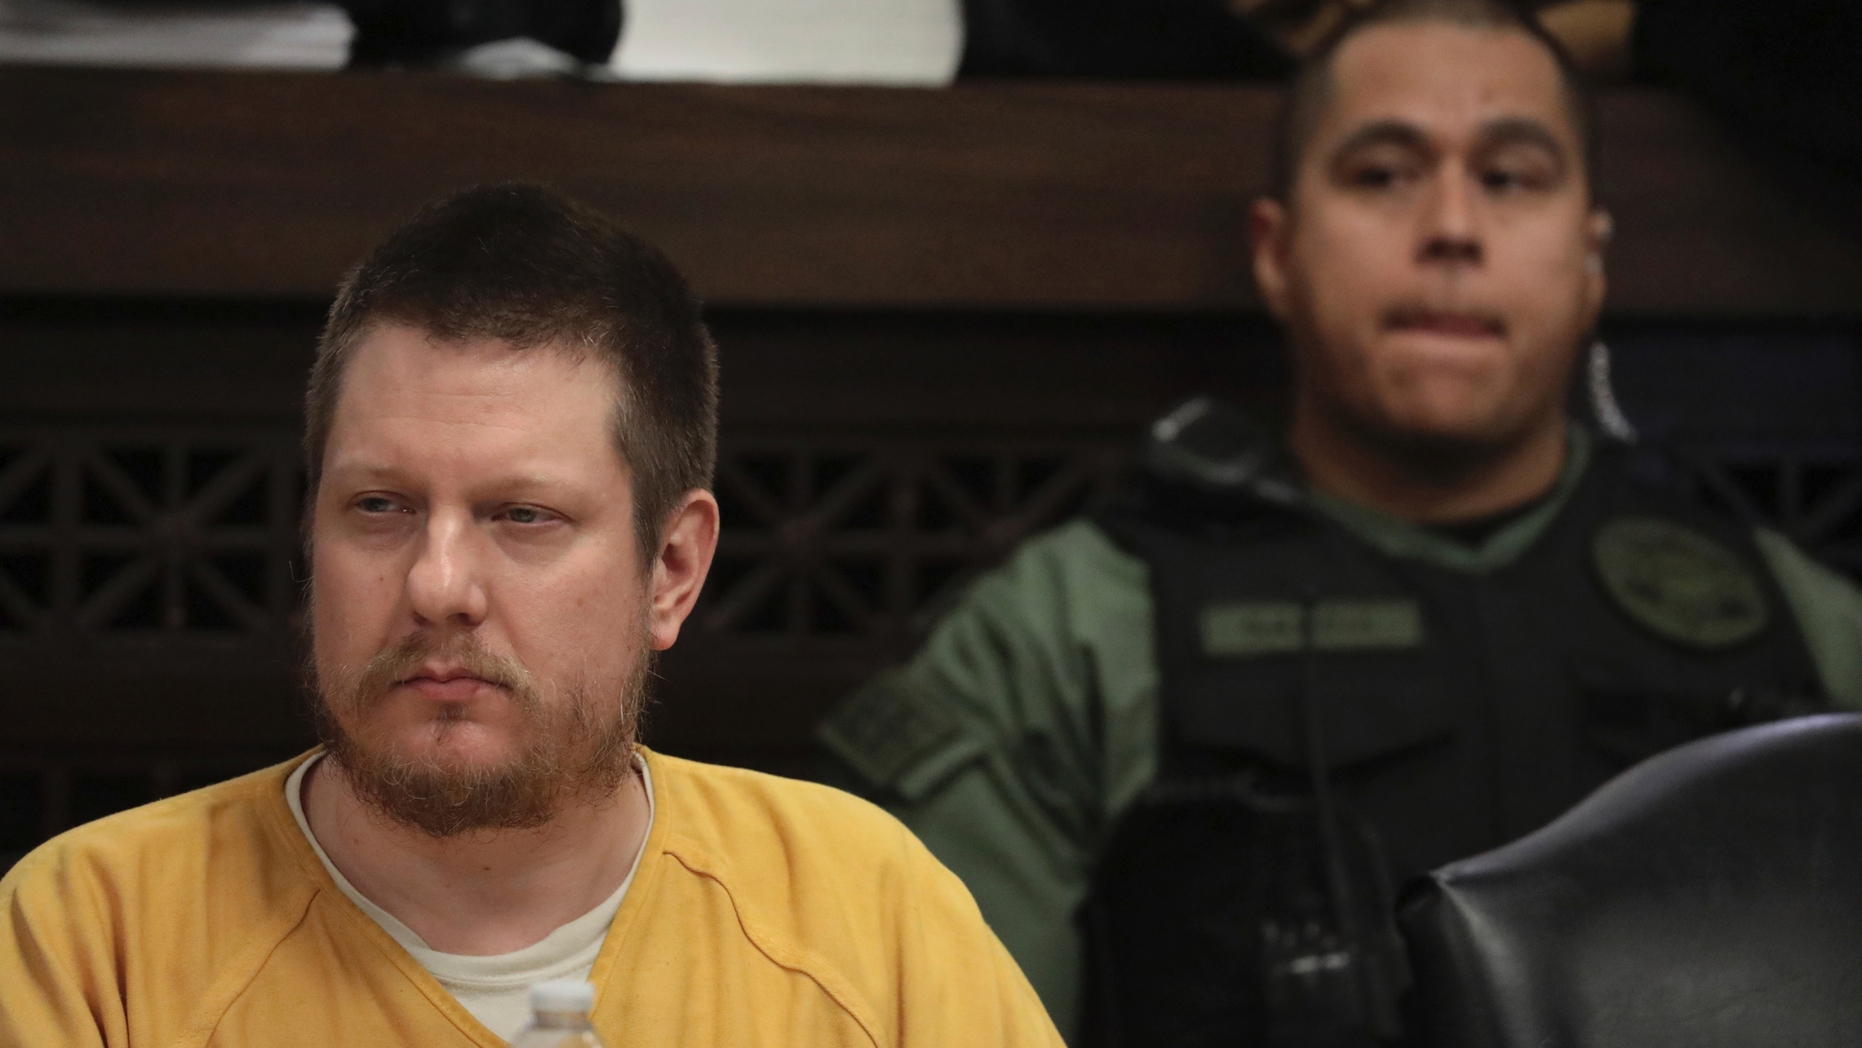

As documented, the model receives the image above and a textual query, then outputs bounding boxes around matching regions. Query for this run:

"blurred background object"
[1538,0,1633,75]
[337,0,619,68]
[341,0,966,84]
[0,0,350,69]
[608,0,962,84]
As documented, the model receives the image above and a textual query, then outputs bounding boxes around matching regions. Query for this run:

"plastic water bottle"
[509,980,608,1048]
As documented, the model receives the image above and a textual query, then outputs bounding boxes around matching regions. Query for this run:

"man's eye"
[1479,154,1557,194]
[1349,164,1400,188]
[357,496,398,514]
[1340,155,1422,191]
[1481,169,1526,191]
[501,506,548,525]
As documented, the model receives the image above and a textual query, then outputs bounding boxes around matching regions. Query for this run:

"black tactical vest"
[1080,401,1826,1048]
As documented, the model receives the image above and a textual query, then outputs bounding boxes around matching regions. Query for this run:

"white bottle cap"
[530,979,595,1014]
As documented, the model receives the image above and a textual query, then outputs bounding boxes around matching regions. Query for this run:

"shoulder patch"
[1592,515,1770,648]
[817,677,967,792]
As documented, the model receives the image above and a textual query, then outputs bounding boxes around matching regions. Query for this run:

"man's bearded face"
[309,324,662,838]
[311,622,648,838]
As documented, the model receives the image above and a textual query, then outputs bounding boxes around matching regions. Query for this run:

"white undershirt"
[285,754,654,1041]
[609,0,963,85]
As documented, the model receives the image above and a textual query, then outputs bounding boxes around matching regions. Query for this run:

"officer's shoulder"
[967,396,1295,609]
[1093,397,1306,544]
[1006,519,1146,584]
[1594,432,1736,512]
[1751,526,1862,622]
[954,520,1148,621]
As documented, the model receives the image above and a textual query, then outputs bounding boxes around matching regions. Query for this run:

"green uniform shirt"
[818,441,1862,1041]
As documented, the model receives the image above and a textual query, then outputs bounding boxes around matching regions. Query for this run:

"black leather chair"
[1399,713,1862,1048]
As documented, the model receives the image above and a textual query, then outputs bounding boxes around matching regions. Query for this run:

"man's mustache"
[348,632,541,714]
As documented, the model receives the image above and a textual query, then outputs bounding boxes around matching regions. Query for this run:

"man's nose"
[1417,165,1484,268]
[405,510,489,628]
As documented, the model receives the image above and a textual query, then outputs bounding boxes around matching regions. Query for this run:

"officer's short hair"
[1269,0,1598,201]
[305,182,720,566]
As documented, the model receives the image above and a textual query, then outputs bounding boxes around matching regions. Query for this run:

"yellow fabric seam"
[184,884,321,1048]
[661,834,886,1048]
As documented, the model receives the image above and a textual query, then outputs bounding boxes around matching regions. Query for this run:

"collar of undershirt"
[283,751,655,987]
[1304,424,1593,574]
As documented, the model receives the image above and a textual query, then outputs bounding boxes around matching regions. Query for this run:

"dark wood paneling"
[0,69,1273,308]
[4,67,1861,314]
[1595,96,1862,316]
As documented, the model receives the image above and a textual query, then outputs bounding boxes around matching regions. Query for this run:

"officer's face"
[1253,22,1609,448]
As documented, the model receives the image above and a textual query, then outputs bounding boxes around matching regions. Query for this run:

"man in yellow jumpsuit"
[0,184,1064,1048]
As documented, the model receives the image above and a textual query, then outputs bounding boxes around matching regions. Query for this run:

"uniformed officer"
[814,0,1862,1044]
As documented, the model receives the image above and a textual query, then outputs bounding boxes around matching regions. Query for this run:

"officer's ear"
[1582,206,1612,319]
[1251,196,1294,322]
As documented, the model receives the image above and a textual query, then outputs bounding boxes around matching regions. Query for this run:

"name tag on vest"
[1200,599,1424,657]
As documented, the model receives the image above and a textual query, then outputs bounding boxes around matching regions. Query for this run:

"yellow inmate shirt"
[0,747,1064,1048]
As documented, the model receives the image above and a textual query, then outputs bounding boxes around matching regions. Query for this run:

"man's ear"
[1583,207,1612,316]
[648,489,720,651]
[1251,196,1294,321]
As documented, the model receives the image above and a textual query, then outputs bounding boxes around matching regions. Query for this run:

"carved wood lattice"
[0,430,304,642]
[5,426,1862,861]
[700,439,1132,640]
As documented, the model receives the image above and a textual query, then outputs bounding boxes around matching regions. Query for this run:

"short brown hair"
[305,183,720,563]
[1270,0,1597,201]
